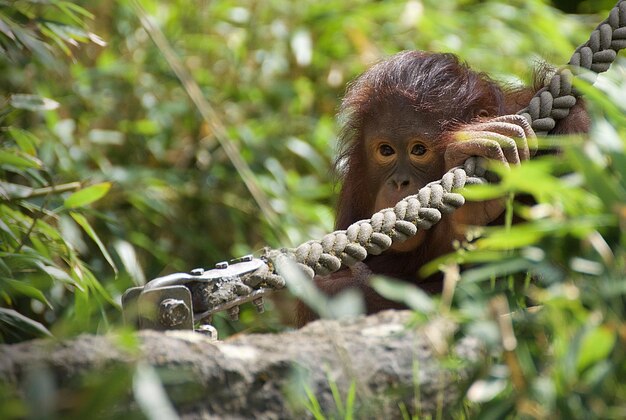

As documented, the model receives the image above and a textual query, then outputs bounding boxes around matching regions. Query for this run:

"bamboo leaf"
[10,94,59,111]
[0,308,53,341]
[0,14,16,40]
[370,276,435,314]
[566,148,623,210]
[573,78,626,126]
[0,149,42,169]
[461,258,532,283]
[39,264,83,290]
[58,1,95,19]
[40,25,73,56]
[577,326,616,373]
[70,212,117,275]
[8,127,39,155]
[0,277,52,308]
[64,182,111,208]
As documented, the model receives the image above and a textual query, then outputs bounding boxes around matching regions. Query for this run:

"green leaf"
[370,276,435,314]
[70,212,117,275]
[461,183,506,201]
[328,377,344,416]
[566,148,624,210]
[0,149,42,169]
[40,25,72,56]
[113,240,146,285]
[29,235,51,260]
[461,258,532,283]
[345,381,356,420]
[304,384,325,420]
[0,277,52,308]
[72,286,92,332]
[466,377,508,403]
[0,15,15,41]
[74,262,117,307]
[9,94,59,111]
[0,218,19,243]
[133,363,179,420]
[573,78,626,126]
[8,22,55,64]
[420,249,510,278]
[64,182,111,208]
[0,258,10,276]
[39,264,83,290]
[58,1,95,20]
[0,308,53,341]
[326,289,364,319]
[476,227,544,250]
[7,127,39,155]
[1,182,34,200]
[612,152,626,186]
[44,22,86,44]
[577,325,616,373]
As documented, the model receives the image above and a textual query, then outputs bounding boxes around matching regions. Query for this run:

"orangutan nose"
[390,175,411,190]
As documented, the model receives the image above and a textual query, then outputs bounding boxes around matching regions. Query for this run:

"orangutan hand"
[444,114,537,226]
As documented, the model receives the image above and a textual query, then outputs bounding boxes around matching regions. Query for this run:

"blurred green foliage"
[1,0,626,418]
[426,61,626,417]
[0,0,608,336]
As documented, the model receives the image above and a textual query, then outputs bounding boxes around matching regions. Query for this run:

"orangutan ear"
[477,108,490,118]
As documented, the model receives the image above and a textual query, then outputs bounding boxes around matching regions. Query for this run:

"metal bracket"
[122,285,193,331]
[121,255,273,337]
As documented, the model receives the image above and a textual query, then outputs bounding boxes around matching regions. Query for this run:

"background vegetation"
[1,0,625,418]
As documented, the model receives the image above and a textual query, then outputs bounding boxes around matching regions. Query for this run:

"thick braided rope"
[261,1,626,281]
[518,0,626,134]
[266,158,487,279]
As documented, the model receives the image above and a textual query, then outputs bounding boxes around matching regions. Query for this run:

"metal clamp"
[121,256,273,337]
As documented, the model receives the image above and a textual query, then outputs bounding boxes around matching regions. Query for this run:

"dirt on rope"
[0,311,484,418]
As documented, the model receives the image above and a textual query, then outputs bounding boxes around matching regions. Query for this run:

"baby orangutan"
[295,51,586,326]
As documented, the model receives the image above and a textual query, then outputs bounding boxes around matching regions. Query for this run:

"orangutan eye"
[411,144,427,156]
[379,144,395,157]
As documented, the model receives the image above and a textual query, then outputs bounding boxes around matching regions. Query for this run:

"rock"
[0,310,484,418]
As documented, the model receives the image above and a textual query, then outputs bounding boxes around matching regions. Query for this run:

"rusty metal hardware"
[121,255,273,335]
